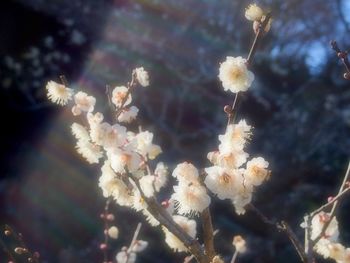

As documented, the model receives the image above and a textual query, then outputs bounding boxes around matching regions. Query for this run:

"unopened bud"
[161,199,170,208]
[327,196,334,202]
[100,243,107,250]
[224,105,232,114]
[343,72,350,80]
[4,230,11,236]
[337,52,347,59]
[106,214,115,221]
[100,213,105,219]
[28,258,34,262]
[14,247,27,254]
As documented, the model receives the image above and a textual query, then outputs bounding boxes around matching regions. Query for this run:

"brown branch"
[247,204,307,263]
[198,172,216,260]
[201,208,216,261]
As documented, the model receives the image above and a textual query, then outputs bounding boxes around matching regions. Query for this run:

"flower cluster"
[302,212,350,262]
[205,120,270,215]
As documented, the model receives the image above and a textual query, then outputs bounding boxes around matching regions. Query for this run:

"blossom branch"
[128,174,208,263]
[115,71,137,118]
[3,225,40,263]
[101,198,112,262]
[311,160,350,246]
[226,12,272,125]
[330,40,350,80]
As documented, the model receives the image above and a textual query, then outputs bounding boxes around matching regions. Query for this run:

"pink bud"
[224,105,232,114]
[100,213,105,219]
[106,214,115,221]
[100,243,107,250]
[161,199,170,208]
[327,196,334,202]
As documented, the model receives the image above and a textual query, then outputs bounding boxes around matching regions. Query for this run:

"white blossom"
[244,157,270,186]
[163,215,196,252]
[75,140,102,164]
[71,123,90,142]
[109,148,142,174]
[172,162,199,183]
[204,166,243,200]
[245,4,264,21]
[218,120,252,152]
[233,235,247,253]
[116,250,136,263]
[118,106,139,123]
[172,182,210,215]
[218,56,254,93]
[72,91,96,115]
[112,86,132,108]
[46,81,73,105]
[99,161,131,206]
[135,67,149,87]
[131,240,148,252]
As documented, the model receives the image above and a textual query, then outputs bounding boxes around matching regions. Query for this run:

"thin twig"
[247,204,307,263]
[330,40,350,79]
[127,223,142,253]
[115,71,137,118]
[310,186,350,217]
[230,250,238,263]
[227,13,272,125]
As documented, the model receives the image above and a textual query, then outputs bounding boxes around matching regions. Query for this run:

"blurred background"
[0,0,349,262]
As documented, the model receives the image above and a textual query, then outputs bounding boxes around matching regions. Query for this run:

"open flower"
[172,182,210,215]
[244,157,270,186]
[46,81,73,105]
[219,56,254,93]
[245,4,264,21]
[72,91,96,115]
[112,86,132,108]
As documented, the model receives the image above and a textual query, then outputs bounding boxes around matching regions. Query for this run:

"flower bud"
[100,243,107,250]
[107,226,119,239]
[224,105,232,114]
[343,72,350,80]
[337,52,347,59]
[106,214,115,221]
[327,196,334,202]
[232,235,247,254]
[14,247,27,254]
[4,230,11,236]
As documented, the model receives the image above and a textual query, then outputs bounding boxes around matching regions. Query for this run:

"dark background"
[0,0,350,262]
